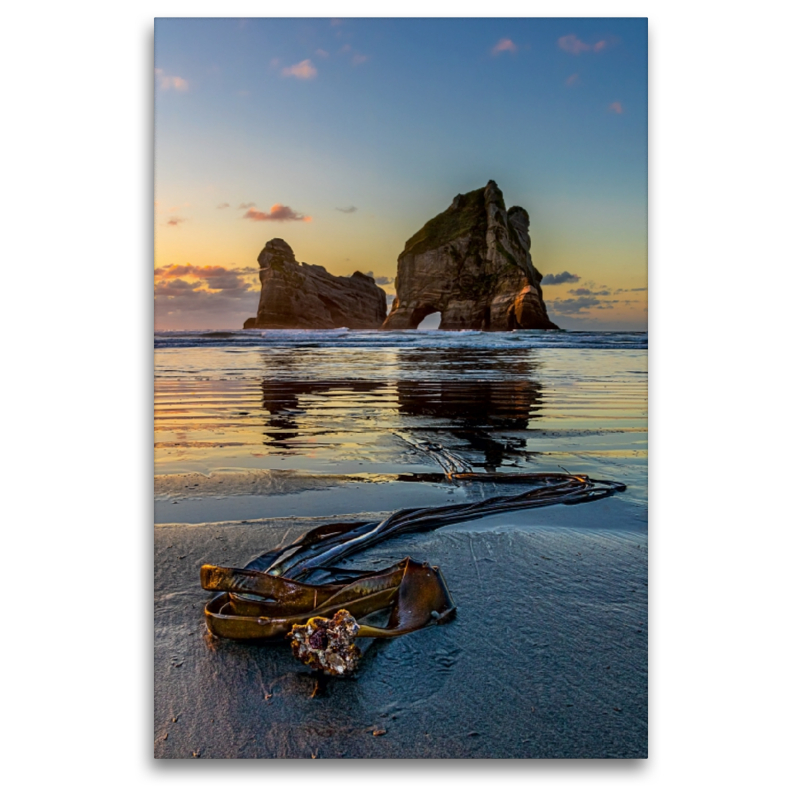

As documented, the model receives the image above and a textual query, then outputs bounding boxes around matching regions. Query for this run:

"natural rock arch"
[383,181,558,331]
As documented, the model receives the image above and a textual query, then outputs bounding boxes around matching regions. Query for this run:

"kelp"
[201,442,626,676]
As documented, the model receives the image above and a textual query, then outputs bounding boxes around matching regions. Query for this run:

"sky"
[154,17,647,331]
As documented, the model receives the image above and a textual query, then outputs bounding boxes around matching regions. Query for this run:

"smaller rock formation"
[244,239,387,329]
[383,180,558,331]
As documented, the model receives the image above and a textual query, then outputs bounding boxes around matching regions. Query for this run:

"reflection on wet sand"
[155,342,645,481]
[396,347,544,470]
[257,348,544,469]
[261,380,387,441]
[396,380,542,470]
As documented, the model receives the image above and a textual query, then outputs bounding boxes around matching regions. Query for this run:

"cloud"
[566,73,579,86]
[243,204,311,222]
[609,101,624,114]
[336,206,357,213]
[216,202,230,209]
[549,296,615,316]
[155,68,188,91]
[492,38,517,56]
[166,217,186,226]
[352,53,368,66]
[363,271,392,286]
[281,59,317,79]
[316,49,329,58]
[154,278,201,296]
[155,264,258,295]
[569,287,611,297]
[541,271,580,285]
[238,202,256,209]
[154,264,261,330]
[558,35,608,55]
[547,285,619,316]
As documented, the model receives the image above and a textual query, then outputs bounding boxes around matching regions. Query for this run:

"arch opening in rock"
[408,306,441,330]
[417,311,442,330]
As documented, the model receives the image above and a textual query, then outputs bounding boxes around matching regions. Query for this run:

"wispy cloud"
[566,73,580,87]
[547,285,620,316]
[570,287,610,297]
[155,68,188,91]
[166,217,186,226]
[609,101,624,114]
[363,271,392,286]
[216,202,230,209]
[558,35,608,55]
[542,271,580,285]
[243,204,311,222]
[336,206,357,214]
[316,49,329,58]
[492,38,517,56]
[238,202,256,209]
[352,53,368,66]
[550,296,616,316]
[281,59,317,79]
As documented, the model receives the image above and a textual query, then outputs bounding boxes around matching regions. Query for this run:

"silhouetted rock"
[244,239,387,329]
[383,181,558,331]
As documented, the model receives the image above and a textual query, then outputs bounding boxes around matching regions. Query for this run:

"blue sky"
[155,17,647,330]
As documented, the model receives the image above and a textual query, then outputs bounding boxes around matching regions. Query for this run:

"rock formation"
[383,180,558,331]
[244,239,387,329]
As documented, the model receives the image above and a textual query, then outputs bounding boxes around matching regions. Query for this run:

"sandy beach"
[155,495,646,758]
[154,330,647,758]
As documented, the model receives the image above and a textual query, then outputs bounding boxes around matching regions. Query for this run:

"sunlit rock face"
[383,181,558,331]
[244,239,387,329]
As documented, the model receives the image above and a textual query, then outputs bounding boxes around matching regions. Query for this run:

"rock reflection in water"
[396,349,543,470]
[257,348,544,470]
[261,379,388,444]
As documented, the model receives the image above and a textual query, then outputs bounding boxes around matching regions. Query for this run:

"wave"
[155,328,647,351]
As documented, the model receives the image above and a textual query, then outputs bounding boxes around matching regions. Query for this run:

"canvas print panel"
[154,17,647,759]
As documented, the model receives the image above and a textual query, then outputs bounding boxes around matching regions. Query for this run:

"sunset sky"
[155,17,647,331]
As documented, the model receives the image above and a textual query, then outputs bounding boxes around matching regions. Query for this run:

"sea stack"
[383,181,558,331]
[243,239,387,329]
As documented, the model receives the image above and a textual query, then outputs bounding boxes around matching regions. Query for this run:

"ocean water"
[155,329,647,523]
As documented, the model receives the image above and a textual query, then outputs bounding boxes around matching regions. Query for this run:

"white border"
[4,1,797,795]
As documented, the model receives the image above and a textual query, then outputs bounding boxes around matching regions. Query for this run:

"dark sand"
[155,494,647,759]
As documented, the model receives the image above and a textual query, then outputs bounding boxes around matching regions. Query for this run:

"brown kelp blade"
[258,473,625,582]
[203,586,402,641]
[200,560,405,613]
[357,559,456,638]
[202,558,454,642]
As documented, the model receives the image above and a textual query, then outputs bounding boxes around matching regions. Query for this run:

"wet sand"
[155,334,647,758]
[155,492,646,759]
